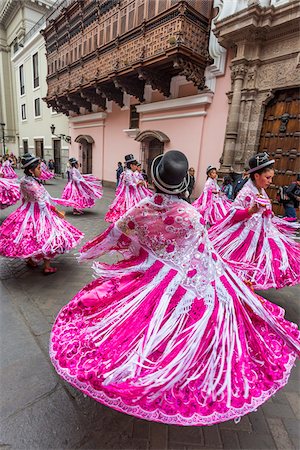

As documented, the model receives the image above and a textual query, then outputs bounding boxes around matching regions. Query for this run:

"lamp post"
[0,123,5,156]
[50,124,71,144]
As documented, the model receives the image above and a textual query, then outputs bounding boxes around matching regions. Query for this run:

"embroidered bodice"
[234,179,272,211]
[117,194,223,296]
[204,177,220,193]
[70,167,84,182]
[20,176,50,207]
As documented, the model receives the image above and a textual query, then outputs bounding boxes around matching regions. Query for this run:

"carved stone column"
[220,63,248,173]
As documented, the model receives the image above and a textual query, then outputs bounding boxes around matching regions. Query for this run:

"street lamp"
[0,123,6,156]
[50,124,71,144]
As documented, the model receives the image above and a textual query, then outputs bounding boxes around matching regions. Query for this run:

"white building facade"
[12,25,70,173]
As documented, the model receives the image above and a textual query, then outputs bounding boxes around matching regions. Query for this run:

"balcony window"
[34,98,41,117]
[19,64,25,95]
[21,104,26,120]
[33,52,39,88]
[130,105,139,129]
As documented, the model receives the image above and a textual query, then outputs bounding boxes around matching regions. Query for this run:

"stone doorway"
[258,88,299,216]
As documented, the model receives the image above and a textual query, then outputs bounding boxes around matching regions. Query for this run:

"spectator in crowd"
[48,159,55,175]
[234,168,249,198]
[116,161,123,187]
[142,169,149,183]
[284,174,300,221]
[221,175,234,201]
[187,167,195,203]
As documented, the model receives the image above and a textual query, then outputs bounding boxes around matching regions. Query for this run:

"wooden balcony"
[43,0,212,116]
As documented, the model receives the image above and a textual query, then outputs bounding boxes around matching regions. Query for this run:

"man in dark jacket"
[284,174,300,220]
[233,168,249,198]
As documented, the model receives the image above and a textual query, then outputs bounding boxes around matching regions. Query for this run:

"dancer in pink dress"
[40,160,55,181]
[193,165,231,226]
[135,162,152,202]
[105,154,152,223]
[50,151,299,426]
[61,157,103,215]
[0,173,20,209]
[0,154,84,273]
[209,153,300,290]
[1,156,18,179]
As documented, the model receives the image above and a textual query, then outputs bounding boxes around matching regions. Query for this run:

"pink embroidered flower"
[212,253,218,261]
[154,195,163,205]
[127,220,135,230]
[187,269,197,278]
[166,244,175,253]
[198,243,204,252]
[164,216,174,225]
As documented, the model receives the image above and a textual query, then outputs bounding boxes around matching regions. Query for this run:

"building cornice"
[69,112,108,123]
[136,93,214,114]
[214,0,300,48]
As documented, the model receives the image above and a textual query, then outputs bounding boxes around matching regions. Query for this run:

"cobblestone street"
[0,173,299,450]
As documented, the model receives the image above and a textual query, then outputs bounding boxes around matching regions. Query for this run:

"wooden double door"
[258,88,299,216]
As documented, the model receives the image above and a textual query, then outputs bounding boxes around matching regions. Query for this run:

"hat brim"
[151,154,189,194]
[247,159,275,174]
[21,157,40,169]
[124,158,138,164]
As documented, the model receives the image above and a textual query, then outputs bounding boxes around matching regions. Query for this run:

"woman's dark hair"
[250,164,274,181]
[126,162,137,169]
[24,160,40,176]
[223,175,232,185]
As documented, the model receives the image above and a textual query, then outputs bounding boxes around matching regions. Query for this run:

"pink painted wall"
[67,51,232,194]
[195,52,232,196]
[103,103,140,183]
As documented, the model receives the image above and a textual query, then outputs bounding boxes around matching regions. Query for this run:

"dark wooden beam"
[137,68,171,97]
[112,76,145,103]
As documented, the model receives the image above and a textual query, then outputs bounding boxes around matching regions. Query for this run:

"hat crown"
[124,154,137,163]
[206,165,216,175]
[249,152,269,170]
[21,153,40,169]
[151,150,189,194]
[69,157,78,164]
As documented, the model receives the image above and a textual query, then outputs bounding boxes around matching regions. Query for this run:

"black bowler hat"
[151,150,189,194]
[21,153,40,169]
[124,154,138,164]
[248,152,275,174]
[69,157,78,164]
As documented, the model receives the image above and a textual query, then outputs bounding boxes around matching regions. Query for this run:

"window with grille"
[21,104,26,120]
[34,98,41,117]
[19,65,25,95]
[33,53,39,88]
[130,105,139,129]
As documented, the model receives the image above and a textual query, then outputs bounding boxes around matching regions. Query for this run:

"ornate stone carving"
[231,64,248,81]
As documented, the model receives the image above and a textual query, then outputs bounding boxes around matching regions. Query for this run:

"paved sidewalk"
[0,174,299,450]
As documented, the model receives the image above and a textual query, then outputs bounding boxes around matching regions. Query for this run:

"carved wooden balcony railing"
[43,0,212,116]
